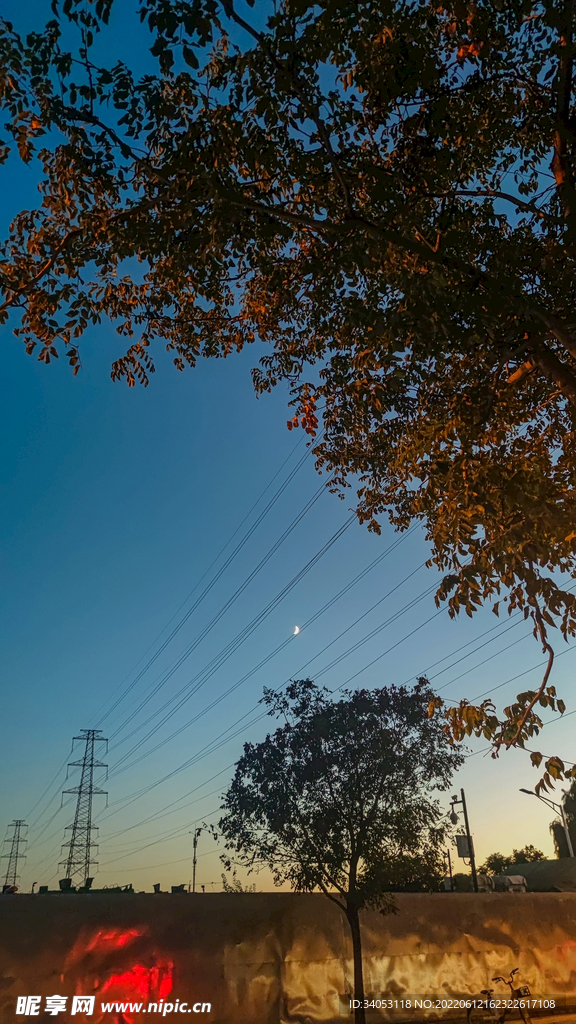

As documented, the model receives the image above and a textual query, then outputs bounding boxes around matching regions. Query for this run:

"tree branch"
[0,228,81,316]
[530,307,576,360]
[225,190,447,265]
[54,103,171,185]
[506,359,536,384]
[447,189,563,224]
[532,339,576,405]
[0,198,164,317]
[219,0,354,215]
[317,878,346,912]
[504,604,555,749]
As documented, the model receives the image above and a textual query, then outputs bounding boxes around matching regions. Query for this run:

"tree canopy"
[2,0,576,782]
[479,843,545,874]
[216,677,462,1023]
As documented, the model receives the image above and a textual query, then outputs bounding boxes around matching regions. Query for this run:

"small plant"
[220,871,256,893]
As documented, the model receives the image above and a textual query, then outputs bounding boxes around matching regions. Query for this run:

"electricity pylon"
[2,819,27,890]
[59,729,108,886]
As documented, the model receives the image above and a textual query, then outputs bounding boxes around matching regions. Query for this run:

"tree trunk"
[346,903,366,1024]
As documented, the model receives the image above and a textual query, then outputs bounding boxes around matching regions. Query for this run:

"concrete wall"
[1,892,576,1023]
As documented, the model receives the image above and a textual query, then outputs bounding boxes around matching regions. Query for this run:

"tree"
[479,852,510,876]
[451,871,473,892]
[2,0,576,783]
[216,677,463,1024]
[220,870,256,893]
[512,843,546,864]
[372,849,447,893]
[479,844,545,874]
[550,778,576,857]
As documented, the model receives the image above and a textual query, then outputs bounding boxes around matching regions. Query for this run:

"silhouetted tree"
[216,678,462,1024]
[479,845,545,874]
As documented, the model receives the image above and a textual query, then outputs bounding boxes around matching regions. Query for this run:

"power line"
[87,533,424,836]
[58,688,576,880]
[29,458,422,856]
[28,799,73,845]
[331,607,445,692]
[92,599,480,830]
[95,640,576,869]
[98,629,576,866]
[95,438,312,727]
[26,754,71,825]
[25,478,332,852]
[24,439,312,838]
[137,527,416,753]
[317,584,440,684]
[97,557,435,820]
[108,513,356,775]
[470,642,576,703]
[107,528,422,778]
[106,480,327,743]
[322,565,572,697]
[28,518,415,872]
[104,784,228,850]
[19,804,77,880]
[98,847,217,875]
[93,557,574,847]
[402,615,526,686]
[434,631,532,693]
[98,812,223,872]
[407,581,576,696]
[102,764,237,842]
[100,822,201,866]
[102,639,576,846]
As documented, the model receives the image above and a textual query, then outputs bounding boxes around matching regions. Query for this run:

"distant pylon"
[59,729,108,886]
[2,819,27,891]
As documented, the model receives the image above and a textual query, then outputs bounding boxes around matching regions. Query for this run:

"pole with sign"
[450,789,479,892]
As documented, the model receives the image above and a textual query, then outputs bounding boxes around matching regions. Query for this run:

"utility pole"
[450,788,479,892]
[59,730,108,887]
[2,820,27,892]
[190,828,202,893]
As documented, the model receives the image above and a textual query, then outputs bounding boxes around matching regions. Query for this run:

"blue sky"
[4,328,573,892]
[1,0,575,893]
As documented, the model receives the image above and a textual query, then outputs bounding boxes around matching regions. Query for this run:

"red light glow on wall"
[101,963,173,1001]
[63,925,174,1021]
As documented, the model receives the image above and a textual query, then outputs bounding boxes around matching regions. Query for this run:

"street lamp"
[189,828,203,892]
[450,788,479,892]
[519,788,575,858]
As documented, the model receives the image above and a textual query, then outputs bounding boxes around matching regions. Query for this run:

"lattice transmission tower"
[2,819,27,891]
[59,729,108,886]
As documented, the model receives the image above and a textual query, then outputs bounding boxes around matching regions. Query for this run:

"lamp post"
[519,788,575,857]
[190,828,203,892]
[450,788,479,892]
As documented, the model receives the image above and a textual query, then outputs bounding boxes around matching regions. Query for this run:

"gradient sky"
[2,0,575,894]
